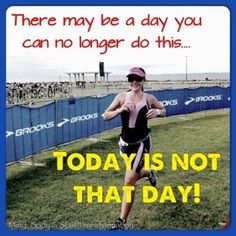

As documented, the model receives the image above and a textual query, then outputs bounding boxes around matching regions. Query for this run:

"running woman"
[103,67,166,230]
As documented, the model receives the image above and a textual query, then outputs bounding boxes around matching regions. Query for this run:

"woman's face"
[128,76,144,92]
[129,80,144,92]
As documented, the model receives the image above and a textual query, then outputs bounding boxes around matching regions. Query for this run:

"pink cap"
[127,67,145,78]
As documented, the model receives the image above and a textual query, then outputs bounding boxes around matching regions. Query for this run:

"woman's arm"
[146,94,166,119]
[102,92,128,120]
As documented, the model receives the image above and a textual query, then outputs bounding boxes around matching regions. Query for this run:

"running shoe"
[110,218,125,230]
[147,169,157,187]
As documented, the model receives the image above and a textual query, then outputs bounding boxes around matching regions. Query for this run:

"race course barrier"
[6,86,230,163]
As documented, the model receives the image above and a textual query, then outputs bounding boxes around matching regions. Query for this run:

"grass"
[6,109,230,230]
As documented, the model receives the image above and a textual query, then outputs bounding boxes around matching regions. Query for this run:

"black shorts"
[119,137,151,173]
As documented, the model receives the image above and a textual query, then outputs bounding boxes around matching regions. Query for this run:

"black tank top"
[120,92,150,143]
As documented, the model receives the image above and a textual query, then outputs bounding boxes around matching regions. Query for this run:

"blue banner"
[6,86,230,163]
[150,86,230,116]
[6,102,55,162]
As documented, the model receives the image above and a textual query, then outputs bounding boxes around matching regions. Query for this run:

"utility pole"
[185,56,188,81]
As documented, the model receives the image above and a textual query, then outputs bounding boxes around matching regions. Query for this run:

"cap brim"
[127,73,143,78]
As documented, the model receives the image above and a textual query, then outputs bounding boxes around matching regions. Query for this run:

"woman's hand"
[146,109,161,119]
[118,102,135,113]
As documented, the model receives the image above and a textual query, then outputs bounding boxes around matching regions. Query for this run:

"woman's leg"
[115,140,151,226]
[120,170,139,221]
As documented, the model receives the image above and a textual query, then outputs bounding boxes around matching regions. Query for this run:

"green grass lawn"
[6,110,230,230]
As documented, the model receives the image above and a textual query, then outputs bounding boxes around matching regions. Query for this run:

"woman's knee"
[124,172,138,185]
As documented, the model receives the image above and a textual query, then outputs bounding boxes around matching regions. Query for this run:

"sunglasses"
[128,76,144,83]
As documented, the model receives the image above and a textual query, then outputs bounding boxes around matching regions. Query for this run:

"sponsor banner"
[149,89,186,116]
[6,102,55,163]
[6,87,230,163]
[183,87,230,114]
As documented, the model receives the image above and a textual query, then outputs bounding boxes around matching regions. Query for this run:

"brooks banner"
[6,86,230,163]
